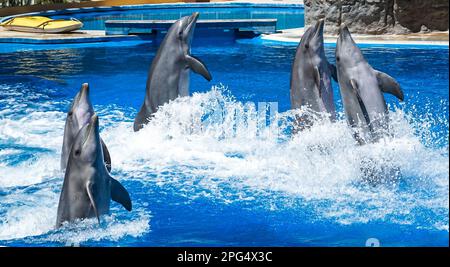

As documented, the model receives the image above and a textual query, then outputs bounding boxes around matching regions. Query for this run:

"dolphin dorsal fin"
[86,182,100,224]
[314,66,322,97]
[350,79,371,128]
[375,70,404,101]
[186,55,212,81]
[110,177,132,211]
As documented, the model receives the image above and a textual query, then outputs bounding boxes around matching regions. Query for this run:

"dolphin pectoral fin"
[314,66,322,97]
[86,182,100,224]
[100,138,111,172]
[329,63,338,82]
[350,79,371,128]
[186,55,212,81]
[110,177,132,211]
[375,70,404,101]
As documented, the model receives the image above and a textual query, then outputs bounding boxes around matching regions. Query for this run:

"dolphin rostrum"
[134,12,212,132]
[56,114,132,228]
[336,24,404,144]
[290,19,338,129]
[61,83,111,171]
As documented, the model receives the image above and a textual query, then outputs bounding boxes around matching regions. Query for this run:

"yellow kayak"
[0,16,83,33]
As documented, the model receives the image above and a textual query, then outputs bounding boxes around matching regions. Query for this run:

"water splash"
[101,86,448,228]
[0,85,448,244]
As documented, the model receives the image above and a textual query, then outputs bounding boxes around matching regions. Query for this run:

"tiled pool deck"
[261,27,449,46]
[0,1,448,46]
[0,27,140,44]
[0,1,302,44]
[1,25,448,46]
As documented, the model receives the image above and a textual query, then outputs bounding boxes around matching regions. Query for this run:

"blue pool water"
[41,3,304,31]
[0,38,448,246]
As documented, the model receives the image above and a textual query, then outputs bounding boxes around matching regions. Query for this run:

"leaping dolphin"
[336,24,404,144]
[56,114,132,228]
[290,19,338,129]
[134,12,212,132]
[61,83,111,171]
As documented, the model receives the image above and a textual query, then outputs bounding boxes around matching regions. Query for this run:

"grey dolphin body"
[61,83,111,171]
[134,12,212,132]
[290,19,338,127]
[336,24,404,145]
[56,114,132,228]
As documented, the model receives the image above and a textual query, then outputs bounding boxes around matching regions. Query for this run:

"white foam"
[42,209,151,246]
[0,86,448,243]
[99,86,448,229]
[0,110,64,187]
[0,182,150,243]
[0,186,58,241]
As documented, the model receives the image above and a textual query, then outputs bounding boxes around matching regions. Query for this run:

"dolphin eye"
[336,56,340,62]
[74,149,81,156]
[305,44,310,49]
[68,111,73,116]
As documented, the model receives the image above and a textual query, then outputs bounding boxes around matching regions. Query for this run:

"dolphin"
[290,19,338,129]
[336,24,404,144]
[61,83,111,171]
[56,114,132,228]
[134,12,212,132]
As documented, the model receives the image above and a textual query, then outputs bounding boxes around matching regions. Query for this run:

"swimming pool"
[33,3,304,31]
[0,38,448,246]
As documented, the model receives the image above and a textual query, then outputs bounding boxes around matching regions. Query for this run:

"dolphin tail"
[110,177,132,211]
[374,70,404,101]
[186,55,212,81]
[100,138,112,172]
